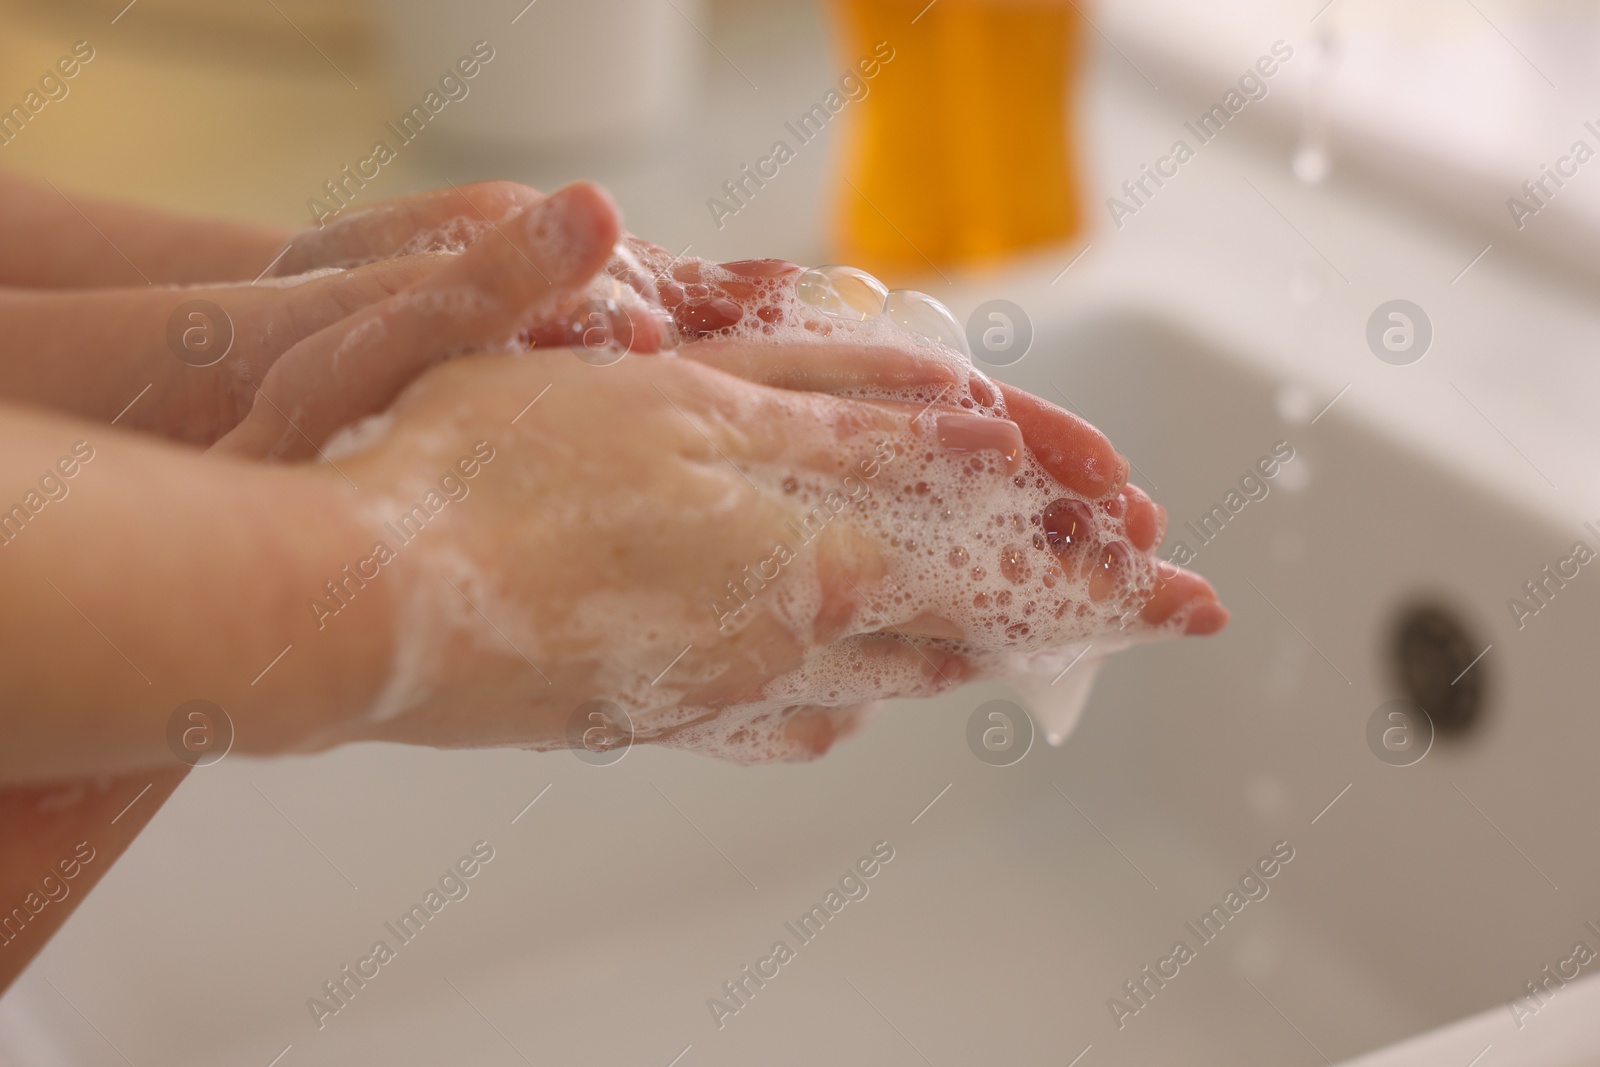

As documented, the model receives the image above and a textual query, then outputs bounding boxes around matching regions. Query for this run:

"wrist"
[233,462,402,753]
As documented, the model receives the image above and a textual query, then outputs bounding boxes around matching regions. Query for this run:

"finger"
[997,382,1126,499]
[676,339,964,395]
[242,253,445,359]
[1116,483,1166,552]
[214,182,623,460]
[184,256,446,437]
[663,365,1011,479]
[934,412,1024,475]
[275,181,545,274]
[780,703,874,759]
[1143,567,1228,634]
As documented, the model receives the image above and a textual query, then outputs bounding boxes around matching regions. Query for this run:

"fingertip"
[514,181,622,286]
[996,383,1124,500]
[1113,453,1130,491]
[783,709,840,758]
[1185,600,1230,636]
[931,650,973,687]
[1120,484,1164,552]
[560,180,623,241]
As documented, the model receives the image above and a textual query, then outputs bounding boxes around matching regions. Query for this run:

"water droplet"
[1275,384,1316,425]
[1292,146,1330,185]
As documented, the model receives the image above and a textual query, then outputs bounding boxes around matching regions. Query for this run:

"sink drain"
[1387,602,1488,738]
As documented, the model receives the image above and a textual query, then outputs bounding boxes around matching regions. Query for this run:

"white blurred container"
[372,0,704,156]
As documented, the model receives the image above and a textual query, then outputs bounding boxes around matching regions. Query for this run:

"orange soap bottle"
[827,0,1087,282]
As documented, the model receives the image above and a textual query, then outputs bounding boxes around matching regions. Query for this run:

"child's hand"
[213,182,656,459]
[269,181,545,276]
[0,183,653,453]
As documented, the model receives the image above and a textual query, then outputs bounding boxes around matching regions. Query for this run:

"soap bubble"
[796,264,890,320]
[886,289,972,358]
[568,241,669,365]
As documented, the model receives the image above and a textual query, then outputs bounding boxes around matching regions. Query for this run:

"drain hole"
[1387,601,1488,739]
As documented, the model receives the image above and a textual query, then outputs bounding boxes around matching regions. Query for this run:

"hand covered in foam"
[268,181,546,276]
[215,181,1225,760]
[212,183,662,459]
[311,332,1222,762]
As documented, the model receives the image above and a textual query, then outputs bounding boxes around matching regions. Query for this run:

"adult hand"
[312,342,1222,762]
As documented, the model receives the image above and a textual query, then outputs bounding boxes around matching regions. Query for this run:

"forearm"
[0,402,394,782]
[0,768,186,990]
[0,286,205,432]
[0,172,290,288]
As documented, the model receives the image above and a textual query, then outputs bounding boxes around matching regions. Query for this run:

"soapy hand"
[0,170,1223,762]
[0,182,656,455]
[208,182,662,457]
[210,185,1225,760]
[269,181,547,277]
[311,340,1222,762]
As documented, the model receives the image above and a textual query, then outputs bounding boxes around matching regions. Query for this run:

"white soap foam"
[337,235,1194,761]
[557,249,1190,760]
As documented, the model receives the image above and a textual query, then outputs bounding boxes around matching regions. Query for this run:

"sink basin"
[8,309,1597,1067]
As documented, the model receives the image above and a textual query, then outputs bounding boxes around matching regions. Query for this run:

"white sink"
[8,302,1599,1066]
[8,3,1600,1064]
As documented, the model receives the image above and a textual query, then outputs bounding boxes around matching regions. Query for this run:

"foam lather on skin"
[540,249,1194,762]
[327,229,1200,761]
[645,419,1179,762]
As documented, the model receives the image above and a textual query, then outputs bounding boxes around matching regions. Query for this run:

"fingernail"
[522,183,613,285]
[936,414,1024,475]
[722,258,800,278]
